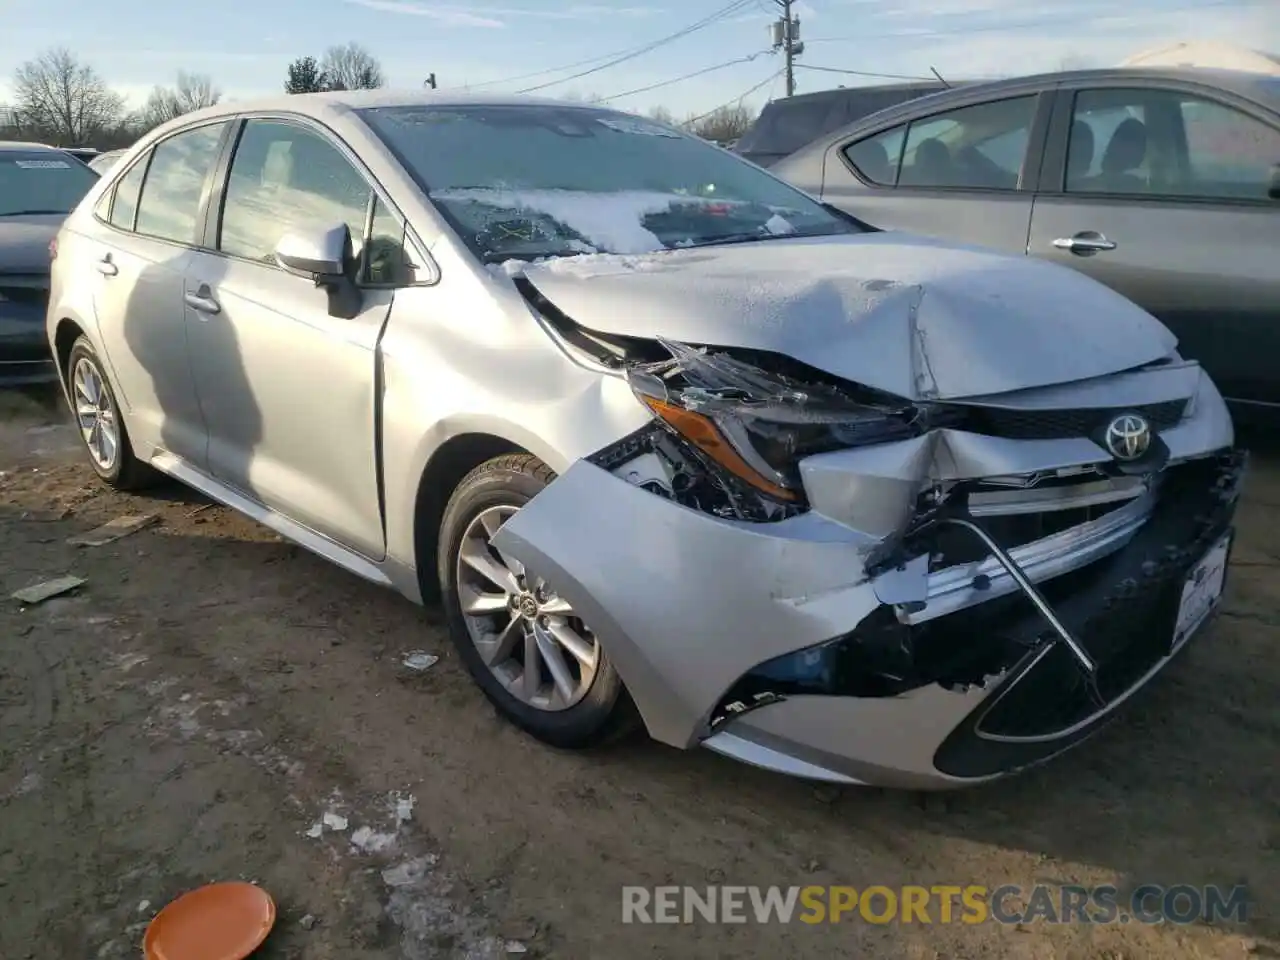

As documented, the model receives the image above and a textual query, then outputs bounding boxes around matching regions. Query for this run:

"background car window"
[108,155,149,231]
[1067,88,1280,201]
[134,122,227,244]
[898,96,1037,189]
[363,196,412,285]
[844,125,905,185]
[1179,96,1280,199]
[0,151,98,216]
[219,119,371,266]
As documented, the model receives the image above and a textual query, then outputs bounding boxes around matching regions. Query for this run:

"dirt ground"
[0,385,1277,960]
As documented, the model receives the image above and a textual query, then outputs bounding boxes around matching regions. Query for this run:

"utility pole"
[770,0,803,97]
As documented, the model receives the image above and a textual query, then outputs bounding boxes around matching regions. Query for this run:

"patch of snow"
[381,855,438,888]
[351,825,399,854]
[539,251,672,279]
[401,651,438,672]
[765,213,796,235]
[136,900,151,914]
[393,793,416,825]
[305,822,324,839]
[322,812,349,832]
[434,187,681,254]
[113,652,151,672]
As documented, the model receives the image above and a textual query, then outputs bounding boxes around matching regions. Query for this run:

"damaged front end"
[494,276,1244,788]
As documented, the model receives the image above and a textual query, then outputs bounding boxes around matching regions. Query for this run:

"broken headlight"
[627,338,923,502]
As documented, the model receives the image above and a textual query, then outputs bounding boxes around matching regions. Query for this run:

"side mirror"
[1269,163,1280,201]
[274,223,352,280]
[274,223,363,319]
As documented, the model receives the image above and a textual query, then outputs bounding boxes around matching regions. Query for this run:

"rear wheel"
[438,454,636,748]
[67,337,156,491]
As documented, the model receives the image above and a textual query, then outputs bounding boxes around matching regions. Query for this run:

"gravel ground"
[1,385,1277,960]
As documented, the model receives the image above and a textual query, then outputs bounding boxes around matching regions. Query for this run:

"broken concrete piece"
[12,575,86,605]
[299,914,318,930]
[67,514,158,547]
[401,651,439,671]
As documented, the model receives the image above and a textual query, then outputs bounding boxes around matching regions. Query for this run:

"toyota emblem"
[1103,413,1152,462]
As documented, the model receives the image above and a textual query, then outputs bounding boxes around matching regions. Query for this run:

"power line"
[795,63,936,82]
[687,69,784,125]
[597,51,774,102]
[513,0,759,94]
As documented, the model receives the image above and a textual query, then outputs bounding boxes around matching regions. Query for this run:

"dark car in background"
[733,81,958,168]
[1,141,99,383]
[772,67,1280,419]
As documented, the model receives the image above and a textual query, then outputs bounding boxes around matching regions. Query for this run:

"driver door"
[183,117,394,560]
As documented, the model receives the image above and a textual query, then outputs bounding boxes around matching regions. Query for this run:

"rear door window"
[898,96,1038,189]
[134,122,228,244]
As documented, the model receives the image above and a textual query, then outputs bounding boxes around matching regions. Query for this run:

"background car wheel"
[66,337,156,491]
[438,453,637,749]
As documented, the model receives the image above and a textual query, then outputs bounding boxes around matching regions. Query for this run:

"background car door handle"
[184,289,221,316]
[95,256,118,276]
[1052,233,1117,255]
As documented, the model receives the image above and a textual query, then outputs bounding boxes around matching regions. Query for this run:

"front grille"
[959,399,1188,440]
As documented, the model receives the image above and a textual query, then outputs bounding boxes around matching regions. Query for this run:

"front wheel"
[438,453,636,748]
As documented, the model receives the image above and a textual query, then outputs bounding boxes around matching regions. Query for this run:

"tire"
[438,453,637,749]
[66,337,157,491]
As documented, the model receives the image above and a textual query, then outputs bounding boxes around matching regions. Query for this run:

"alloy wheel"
[455,505,601,712]
[72,356,119,473]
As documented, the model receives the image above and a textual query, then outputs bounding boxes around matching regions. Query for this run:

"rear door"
[84,121,231,463]
[819,88,1054,254]
[1027,81,1280,408]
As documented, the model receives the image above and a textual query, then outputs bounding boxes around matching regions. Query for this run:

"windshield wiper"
[0,209,68,217]
[479,246,594,264]
[680,231,791,249]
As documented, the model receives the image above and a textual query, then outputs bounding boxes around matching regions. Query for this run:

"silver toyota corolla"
[46,91,1243,789]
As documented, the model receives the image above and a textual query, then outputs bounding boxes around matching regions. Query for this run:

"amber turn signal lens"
[639,395,798,502]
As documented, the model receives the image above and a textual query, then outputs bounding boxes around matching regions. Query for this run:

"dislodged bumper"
[492,364,1243,788]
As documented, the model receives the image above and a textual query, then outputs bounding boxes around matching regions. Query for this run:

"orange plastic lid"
[143,882,276,960]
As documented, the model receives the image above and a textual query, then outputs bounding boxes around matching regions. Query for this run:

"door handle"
[183,288,221,316]
[95,255,118,277]
[1052,232,1117,256]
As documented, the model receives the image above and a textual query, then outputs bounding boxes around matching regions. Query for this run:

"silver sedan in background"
[47,91,1242,789]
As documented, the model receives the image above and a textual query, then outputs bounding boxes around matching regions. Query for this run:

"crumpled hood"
[0,215,62,274]
[517,232,1178,401]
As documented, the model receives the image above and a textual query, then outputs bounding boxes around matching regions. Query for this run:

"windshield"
[358,104,857,263]
[0,152,99,216]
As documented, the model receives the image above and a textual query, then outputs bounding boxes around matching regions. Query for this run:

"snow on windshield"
[432,187,682,254]
[433,186,800,259]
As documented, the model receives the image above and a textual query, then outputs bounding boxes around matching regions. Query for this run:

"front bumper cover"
[492,391,1243,788]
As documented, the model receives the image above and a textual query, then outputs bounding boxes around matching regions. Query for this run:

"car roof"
[895,66,1280,111]
[170,89,622,127]
[0,140,64,153]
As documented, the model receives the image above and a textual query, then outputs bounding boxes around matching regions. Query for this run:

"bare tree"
[686,104,753,144]
[139,71,222,130]
[320,43,386,91]
[646,105,677,125]
[11,48,124,145]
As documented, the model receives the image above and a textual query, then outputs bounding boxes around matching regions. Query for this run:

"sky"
[0,0,1276,118]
